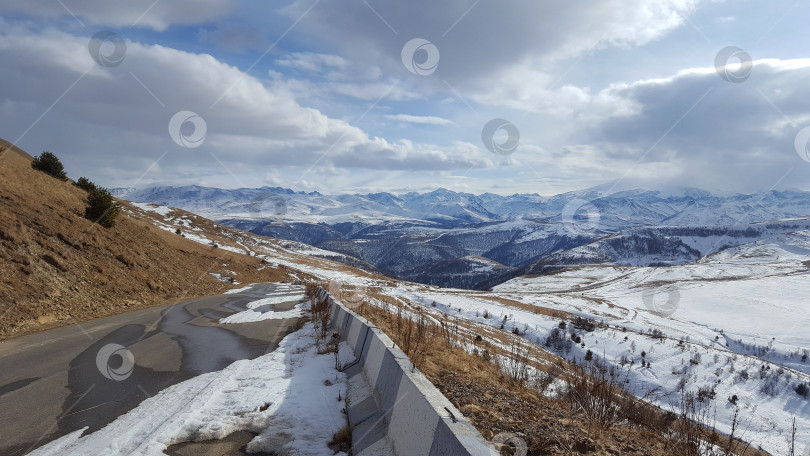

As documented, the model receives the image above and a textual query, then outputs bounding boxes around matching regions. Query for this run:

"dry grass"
[349,293,771,456]
[327,423,353,454]
[0,145,292,340]
[473,293,576,320]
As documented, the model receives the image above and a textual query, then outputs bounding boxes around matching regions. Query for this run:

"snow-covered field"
[31,321,352,456]
[489,236,810,455]
[127,199,810,455]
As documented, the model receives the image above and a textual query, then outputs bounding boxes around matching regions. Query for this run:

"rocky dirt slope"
[0,142,290,340]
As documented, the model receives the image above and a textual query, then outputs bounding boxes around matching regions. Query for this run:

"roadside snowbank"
[219,293,308,324]
[224,285,254,294]
[220,303,306,324]
[31,323,350,456]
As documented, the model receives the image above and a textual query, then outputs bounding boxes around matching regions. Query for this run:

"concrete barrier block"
[355,326,373,362]
[327,303,341,327]
[393,356,451,409]
[348,372,390,455]
[338,309,351,335]
[346,315,365,348]
[368,327,408,360]
[347,325,370,360]
[387,374,441,456]
[335,307,346,328]
[430,419,496,456]
[355,437,393,456]
[361,333,388,388]
[373,350,404,414]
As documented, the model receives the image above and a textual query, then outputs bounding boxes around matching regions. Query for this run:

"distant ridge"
[110,183,810,289]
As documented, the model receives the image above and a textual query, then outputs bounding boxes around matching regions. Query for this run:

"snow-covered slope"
[126,198,810,455]
[524,218,810,272]
[487,231,810,454]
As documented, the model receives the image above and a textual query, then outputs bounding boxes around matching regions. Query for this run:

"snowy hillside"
[489,232,810,454]
[126,198,810,455]
[524,218,810,272]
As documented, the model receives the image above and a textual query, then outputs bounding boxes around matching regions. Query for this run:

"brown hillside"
[0,143,291,340]
[0,139,33,161]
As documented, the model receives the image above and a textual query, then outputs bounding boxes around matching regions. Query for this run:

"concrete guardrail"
[316,288,496,456]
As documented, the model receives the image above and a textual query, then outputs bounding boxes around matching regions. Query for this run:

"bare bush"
[563,357,629,436]
[664,391,716,456]
[499,341,531,384]
[393,304,430,368]
[309,291,331,342]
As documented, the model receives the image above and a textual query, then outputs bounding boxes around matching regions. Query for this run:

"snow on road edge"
[31,323,350,456]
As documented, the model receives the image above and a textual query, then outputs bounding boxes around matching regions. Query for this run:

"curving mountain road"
[0,283,306,455]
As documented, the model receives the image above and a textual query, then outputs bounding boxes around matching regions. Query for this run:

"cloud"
[271,53,417,102]
[467,62,642,117]
[384,114,453,125]
[276,52,348,73]
[571,59,810,191]
[0,0,236,30]
[454,59,810,194]
[281,0,702,91]
[0,25,492,189]
[271,0,704,132]
[197,22,268,52]
[4,1,808,196]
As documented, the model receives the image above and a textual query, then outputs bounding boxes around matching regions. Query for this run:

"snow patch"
[30,323,349,456]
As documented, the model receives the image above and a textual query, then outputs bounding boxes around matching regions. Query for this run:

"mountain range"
[112,185,810,289]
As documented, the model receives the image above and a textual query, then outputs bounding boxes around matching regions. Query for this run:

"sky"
[1,0,810,196]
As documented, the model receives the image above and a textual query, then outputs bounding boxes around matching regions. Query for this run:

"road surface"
[0,282,306,455]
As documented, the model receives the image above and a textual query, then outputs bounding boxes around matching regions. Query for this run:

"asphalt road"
[0,282,306,456]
